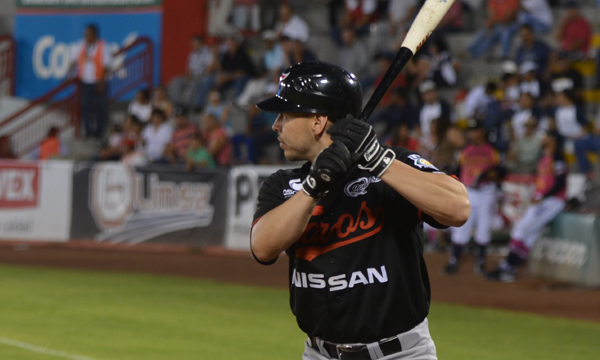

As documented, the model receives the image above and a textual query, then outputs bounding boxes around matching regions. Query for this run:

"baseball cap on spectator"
[419,80,436,94]
[174,106,188,117]
[519,61,538,75]
[551,78,574,93]
[501,60,518,75]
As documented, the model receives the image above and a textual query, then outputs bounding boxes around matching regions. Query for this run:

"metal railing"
[0,36,154,157]
[0,34,16,96]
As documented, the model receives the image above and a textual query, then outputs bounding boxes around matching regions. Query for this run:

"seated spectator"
[289,39,317,65]
[196,36,257,109]
[204,89,232,134]
[232,0,260,32]
[122,114,143,145]
[0,135,16,159]
[338,28,369,78]
[574,109,600,180]
[274,3,309,42]
[465,81,498,121]
[128,88,152,123]
[142,109,174,162]
[169,35,217,110]
[163,107,197,164]
[417,80,451,143]
[500,61,521,104]
[555,1,592,59]
[550,88,587,155]
[550,51,584,100]
[236,105,280,164]
[332,0,378,46]
[519,62,544,99]
[511,91,542,140]
[31,126,67,160]
[428,116,465,174]
[514,24,551,77]
[388,0,417,35]
[506,117,542,174]
[201,113,232,166]
[361,52,408,105]
[385,122,419,152]
[516,0,553,34]
[369,88,419,136]
[96,124,125,161]
[468,0,520,59]
[186,133,217,171]
[152,85,174,119]
[207,0,240,38]
[423,37,459,88]
[121,138,148,167]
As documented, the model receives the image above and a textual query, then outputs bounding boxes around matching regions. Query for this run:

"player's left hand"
[328,116,396,177]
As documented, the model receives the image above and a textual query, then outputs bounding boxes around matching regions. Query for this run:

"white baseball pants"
[451,184,497,245]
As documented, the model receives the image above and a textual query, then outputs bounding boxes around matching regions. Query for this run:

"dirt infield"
[0,241,599,323]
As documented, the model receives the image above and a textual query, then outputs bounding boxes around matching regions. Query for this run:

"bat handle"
[358,47,414,123]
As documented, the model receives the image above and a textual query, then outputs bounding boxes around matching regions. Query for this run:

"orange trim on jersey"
[418,209,423,221]
[312,205,324,216]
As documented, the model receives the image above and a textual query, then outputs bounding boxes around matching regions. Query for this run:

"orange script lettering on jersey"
[296,201,385,261]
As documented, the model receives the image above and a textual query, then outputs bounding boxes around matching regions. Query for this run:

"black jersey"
[252,147,447,344]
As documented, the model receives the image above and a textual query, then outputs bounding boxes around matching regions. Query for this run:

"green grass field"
[0,264,598,360]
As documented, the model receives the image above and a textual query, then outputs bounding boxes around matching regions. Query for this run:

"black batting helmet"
[256,61,363,120]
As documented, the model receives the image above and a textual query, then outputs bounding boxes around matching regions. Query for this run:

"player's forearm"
[381,160,470,227]
[251,191,319,262]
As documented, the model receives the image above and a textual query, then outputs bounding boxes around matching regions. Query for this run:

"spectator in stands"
[488,131,567,282]
[122,114,143,145]
[428,117,466,175]
[369,88,419,137]
[467,0,520,59]
[259,0,279,30]
[511,91,542,141]
[422,38,459,88]
[387,0,417,35]
[550,51,584,99]
[142,109,173,163]
[235,105,280,164]
[121,138,148,167]
[95,124,125,161]
[208,0,240,38]
[163,107,197,164]
[550,88,587,155]
[385,122,419,152]
[574,111,600,181]
[32,126,67,160]
[186,132,217,171]
[152,85,174,119]
[274,3,309,42]
[506,117,542,174]
[70,24,112,139]
[500,60,521,104]
[332,0,378,46]
[516,0,553,34]
[128,88,153,123]
[289,39,318,65]
[0,135,16,159]
[555,1,592,59]
[201,113,232,166]
[465,81,498,121]
[203,89,232,135]
[519,62,544,99]
[514,24,551,77]
[232,0,260,32]
[417,80,451,145]
[337,28,369,78]
[169,35,216,110]
[361,52,408,105]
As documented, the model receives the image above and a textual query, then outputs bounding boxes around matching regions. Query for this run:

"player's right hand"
[302,142,353,198]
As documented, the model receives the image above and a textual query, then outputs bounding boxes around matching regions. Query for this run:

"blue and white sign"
[14,11,162,99]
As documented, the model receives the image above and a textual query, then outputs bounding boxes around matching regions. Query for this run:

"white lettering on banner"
[532,238,588,268]
[0,167,39,208]
[292,266,388,291]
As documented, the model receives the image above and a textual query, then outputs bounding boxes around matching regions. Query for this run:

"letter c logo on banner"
[33,35,71,80]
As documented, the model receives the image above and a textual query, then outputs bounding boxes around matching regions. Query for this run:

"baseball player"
[487,131,567,282]
[251,62,470,359]
[445,121,500,275]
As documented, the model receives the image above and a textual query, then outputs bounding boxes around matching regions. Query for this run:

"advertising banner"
[225,165,292,250]
[0,160,72,241]
[14,3,162,99]
[529,212,600,287]
[71,163,228,246]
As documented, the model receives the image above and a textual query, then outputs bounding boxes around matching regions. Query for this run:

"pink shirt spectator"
[534,154,567,199]
[559,16,592,54]
[458,143,500,188]
[204,127,232,166]
[171,124,197,158]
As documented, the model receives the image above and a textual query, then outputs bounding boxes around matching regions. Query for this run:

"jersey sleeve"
[251,171,287,265]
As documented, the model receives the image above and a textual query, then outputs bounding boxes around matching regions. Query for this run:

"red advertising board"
[0,162,39,208]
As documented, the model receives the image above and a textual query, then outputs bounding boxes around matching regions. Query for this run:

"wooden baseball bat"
[359,0,457,122]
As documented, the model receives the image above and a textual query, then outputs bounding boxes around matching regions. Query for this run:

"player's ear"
[313,115,329,136]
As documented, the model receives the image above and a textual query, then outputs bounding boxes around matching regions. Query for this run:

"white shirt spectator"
[511,109,533,140]
[465,85,493,120]
[388,0,417,24]
[128,101,153,123]
[188,46,214,77]
[122,150,148,167]
[555,106,584,139]
[142,122,173,161]
[276,14,309,42]
[521,0,553,27]
[71,40,112,84]
[346,0,377,14]
[420,102,443,140]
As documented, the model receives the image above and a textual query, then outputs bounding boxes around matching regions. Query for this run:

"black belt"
[310,336,402,360]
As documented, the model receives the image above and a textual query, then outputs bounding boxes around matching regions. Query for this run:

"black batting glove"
[302,142,353,198]
[328,116,396,178]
